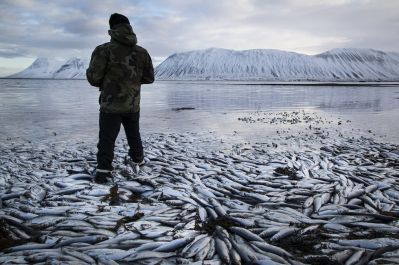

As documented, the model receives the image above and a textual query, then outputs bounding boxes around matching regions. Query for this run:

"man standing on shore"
[86,13,154,183]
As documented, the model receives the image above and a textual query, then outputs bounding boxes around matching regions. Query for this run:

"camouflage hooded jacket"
[86,24,154,113]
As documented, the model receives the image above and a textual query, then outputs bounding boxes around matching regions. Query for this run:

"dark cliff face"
[54,58,86,74]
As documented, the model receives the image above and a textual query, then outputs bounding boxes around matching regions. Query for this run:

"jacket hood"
[108,24,137,46]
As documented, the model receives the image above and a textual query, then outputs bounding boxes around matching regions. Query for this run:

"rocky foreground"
[1,119,399,264]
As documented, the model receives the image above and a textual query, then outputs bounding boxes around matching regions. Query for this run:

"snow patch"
[8,57,88,79]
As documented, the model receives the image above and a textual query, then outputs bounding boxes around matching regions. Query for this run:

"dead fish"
[153,237,194,252]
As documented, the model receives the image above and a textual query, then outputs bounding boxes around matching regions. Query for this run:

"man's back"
[87,23,154,113]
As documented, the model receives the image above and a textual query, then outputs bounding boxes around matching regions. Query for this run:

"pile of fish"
[238,110,348,126]
[1,133,399,265]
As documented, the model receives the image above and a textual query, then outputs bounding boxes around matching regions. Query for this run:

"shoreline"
[1,77,399,86]
[2,108,398,148]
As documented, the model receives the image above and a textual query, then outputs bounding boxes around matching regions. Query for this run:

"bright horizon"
[0,0,398,77]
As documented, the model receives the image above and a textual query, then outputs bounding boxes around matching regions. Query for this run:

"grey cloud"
[240,0,399,50]
[0,45,29,58]
[155,0,399,53]
[0,0,398,66]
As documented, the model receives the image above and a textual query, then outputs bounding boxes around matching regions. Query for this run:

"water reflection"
[0,79,398,143]
[159,83,396,113]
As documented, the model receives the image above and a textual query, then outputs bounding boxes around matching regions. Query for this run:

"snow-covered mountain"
[52,57,88,79]
[8,57,88,79]
[155,48,399,81]
[7,48,399,81]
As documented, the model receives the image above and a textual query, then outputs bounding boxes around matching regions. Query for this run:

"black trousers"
[97,112,143,171]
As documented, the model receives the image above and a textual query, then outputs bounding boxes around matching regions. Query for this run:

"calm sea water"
[0,79,398,144]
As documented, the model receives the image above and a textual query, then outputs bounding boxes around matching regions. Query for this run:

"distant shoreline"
[1,77,398,86]
[156,80,399,86]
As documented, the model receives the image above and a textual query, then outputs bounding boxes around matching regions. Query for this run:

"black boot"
[133,157,145,166]
[124,156,146,167]
[94,170,112,184]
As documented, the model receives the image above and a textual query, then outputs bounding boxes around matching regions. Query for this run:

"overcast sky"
[0,0,398,76]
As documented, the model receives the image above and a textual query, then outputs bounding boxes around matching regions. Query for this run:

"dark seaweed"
[274,166,299,180]
[0,219,32,251]
[195,216,237,235]
[101,184,121,206]
[114,212,144,231]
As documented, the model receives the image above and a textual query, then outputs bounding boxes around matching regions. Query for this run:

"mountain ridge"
[8,57,89,79]
[7,48,399,81]
[155,48,399,81]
